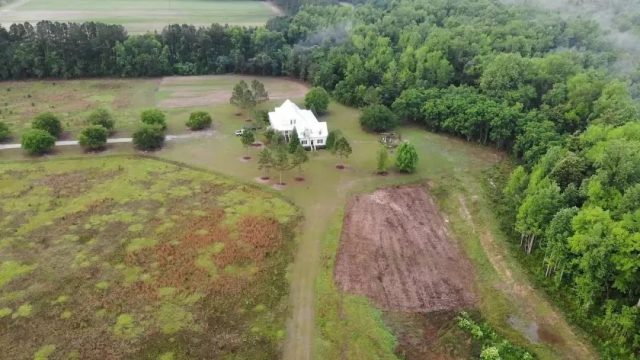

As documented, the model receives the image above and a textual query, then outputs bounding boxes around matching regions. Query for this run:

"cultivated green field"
[0,76,308,141]
[0,156,298,358]
[0,0,280,33]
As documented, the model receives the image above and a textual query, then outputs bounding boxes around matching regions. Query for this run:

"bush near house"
[186,111,212,130]
[78,125,109,151]
[21,129,56,155]
[32,112,63,138]
[133,124,165,151]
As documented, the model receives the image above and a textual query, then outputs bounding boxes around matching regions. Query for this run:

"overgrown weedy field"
[0,156,298,359]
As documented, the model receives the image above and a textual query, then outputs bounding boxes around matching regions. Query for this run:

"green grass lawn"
[0,0,278,33]
[0,156,299,359]
[0,75,595,359]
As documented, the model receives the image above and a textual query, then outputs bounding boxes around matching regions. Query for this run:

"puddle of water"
[507,315,540,343]
[507,315,566,346]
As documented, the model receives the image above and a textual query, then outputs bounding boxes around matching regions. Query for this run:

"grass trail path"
[458,195,597,359]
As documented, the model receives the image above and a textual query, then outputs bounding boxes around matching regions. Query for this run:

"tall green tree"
[304,87,330,115]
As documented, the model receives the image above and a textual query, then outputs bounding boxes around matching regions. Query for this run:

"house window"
[301,140,307,145]
[317,139,324,144]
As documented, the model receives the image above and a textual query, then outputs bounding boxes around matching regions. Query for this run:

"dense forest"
[1,0,639,357]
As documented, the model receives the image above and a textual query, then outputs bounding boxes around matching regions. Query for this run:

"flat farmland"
[0,75,308,141]
[0,0,280,33]
[0,156,299,358]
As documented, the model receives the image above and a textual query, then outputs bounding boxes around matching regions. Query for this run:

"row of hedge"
[4,109,213,155]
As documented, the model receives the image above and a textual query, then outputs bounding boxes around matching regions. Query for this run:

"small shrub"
[140,108,167,130]
[133,124,165,151]
[186,111,212,130]
[21,129,56,155]
[78,125,108,151]
[0,121,10,141]
[395,142,418,173]
[32,112,63,138]
[87,108,115,132]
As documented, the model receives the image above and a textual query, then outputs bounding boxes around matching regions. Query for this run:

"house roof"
[268,99,328,138]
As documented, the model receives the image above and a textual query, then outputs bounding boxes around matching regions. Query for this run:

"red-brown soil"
[334,185,476,312]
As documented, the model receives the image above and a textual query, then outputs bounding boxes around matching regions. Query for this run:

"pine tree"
[376,146,389,174]
[240,130,255,156]
[292,144,309,175]
[251,80,269,103]
[257,148,273,179]
[334,136,352,166]
[289,131,300,153]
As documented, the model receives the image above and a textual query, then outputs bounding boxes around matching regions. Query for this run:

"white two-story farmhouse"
[268,99,328,150]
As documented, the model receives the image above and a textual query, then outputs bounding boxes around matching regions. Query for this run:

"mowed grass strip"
[0,156,299,359]
[0,0,278,32]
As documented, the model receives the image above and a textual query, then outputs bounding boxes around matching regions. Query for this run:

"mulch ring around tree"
[254,176,270,184]
[251,142,264,148]
[240,156,251,162]
[336,164,345,170]
[294,176,305,182]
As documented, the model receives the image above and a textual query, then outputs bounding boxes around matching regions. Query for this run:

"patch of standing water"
[507,315,540,343]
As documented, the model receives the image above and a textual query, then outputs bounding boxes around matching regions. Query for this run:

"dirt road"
[282,199,337,360]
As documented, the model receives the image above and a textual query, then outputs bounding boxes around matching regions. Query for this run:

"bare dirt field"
[334,185,476,312]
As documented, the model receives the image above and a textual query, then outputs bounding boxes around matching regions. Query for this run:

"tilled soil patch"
[334,185,476,312]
